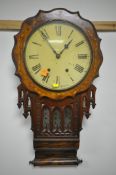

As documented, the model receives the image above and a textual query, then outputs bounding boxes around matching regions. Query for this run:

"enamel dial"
[24,20,92,91]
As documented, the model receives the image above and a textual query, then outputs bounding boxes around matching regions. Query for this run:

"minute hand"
[59,39,73,56]
[46,39,59,57]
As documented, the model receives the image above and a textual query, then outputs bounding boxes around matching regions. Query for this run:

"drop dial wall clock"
[12,8,103,166]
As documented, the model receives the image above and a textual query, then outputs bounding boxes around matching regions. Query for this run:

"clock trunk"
[17,83,96,166]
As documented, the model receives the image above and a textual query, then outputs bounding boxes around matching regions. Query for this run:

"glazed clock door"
[24,21,92,91]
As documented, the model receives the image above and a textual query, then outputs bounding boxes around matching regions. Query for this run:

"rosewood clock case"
[12,8,103,166]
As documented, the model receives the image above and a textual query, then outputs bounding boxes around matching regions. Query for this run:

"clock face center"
[24,20,92,91]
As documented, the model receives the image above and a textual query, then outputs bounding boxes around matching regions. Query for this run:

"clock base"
[29,149,82,166]
[29,158,82,166]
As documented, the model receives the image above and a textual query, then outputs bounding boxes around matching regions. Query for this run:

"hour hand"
[65,39,73,49]
[59,39,73,56]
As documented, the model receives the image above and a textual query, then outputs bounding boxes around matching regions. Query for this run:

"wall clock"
[12,8,103,166]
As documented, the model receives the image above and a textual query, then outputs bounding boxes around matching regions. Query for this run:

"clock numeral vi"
[32,63,41,74]
[74,64,84,73]
[56,76,60,84]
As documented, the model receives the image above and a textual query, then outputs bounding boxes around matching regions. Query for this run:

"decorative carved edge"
[12,8,103,100]
[17,83,96,135]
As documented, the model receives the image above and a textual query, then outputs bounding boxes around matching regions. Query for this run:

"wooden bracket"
[0,20,116,32]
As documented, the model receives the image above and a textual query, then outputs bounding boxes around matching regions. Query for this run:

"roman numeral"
[68,74,74,82]
[74,64,84,73]
[42,75,50,83]
[75,40,84,47]
[55,25,61,36]
[32,42,41,46]
[56,76,60,84]
[32,63,41,74]
[40,29,49,40]
[68,30,73,39]
[29,54,39,59]
[78,54,88,59]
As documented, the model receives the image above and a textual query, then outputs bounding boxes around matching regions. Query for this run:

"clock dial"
[24,21,92,91]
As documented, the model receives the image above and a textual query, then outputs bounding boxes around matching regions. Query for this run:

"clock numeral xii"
[55,25,61,36]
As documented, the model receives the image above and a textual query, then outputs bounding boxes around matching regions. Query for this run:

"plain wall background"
[0,0,116,175]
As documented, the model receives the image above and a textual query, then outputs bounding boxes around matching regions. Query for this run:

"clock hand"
[59,39,73,57]
[45,39,60,58]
